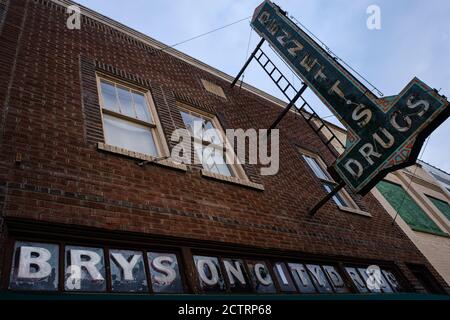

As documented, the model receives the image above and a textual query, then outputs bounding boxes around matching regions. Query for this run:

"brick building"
[0,0,448,295]
[373,160,450,287]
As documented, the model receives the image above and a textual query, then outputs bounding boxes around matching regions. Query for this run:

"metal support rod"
[267,83,307,136]
[230,38,265,88]
[308,180,346,216]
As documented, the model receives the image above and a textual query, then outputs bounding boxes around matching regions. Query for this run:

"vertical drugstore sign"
[251,1,449,194]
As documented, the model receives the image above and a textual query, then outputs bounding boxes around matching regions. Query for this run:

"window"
[179,106,245,179]
[97,77,166,157]
[430,173,450,195]
[426,195,450,221]
[376,181,447,236]
[301,153,355,209]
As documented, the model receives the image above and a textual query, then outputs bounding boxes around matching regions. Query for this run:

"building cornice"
[51,0,347,133]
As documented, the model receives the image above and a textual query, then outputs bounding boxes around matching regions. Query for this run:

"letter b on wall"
[9,242,59,291]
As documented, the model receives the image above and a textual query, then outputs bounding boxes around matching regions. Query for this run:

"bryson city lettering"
[8,241,402,294]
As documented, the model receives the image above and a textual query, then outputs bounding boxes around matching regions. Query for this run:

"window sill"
[97,142,187,172]
[338,205,372,217]
[201,170,264,191]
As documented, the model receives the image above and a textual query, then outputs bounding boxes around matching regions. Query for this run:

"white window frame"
[96,74,169,158]
[177,103,248,180]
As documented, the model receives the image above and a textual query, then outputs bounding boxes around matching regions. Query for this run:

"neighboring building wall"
[372,166,450,285]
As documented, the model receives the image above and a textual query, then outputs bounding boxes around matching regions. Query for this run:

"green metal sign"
[251,0,449,194]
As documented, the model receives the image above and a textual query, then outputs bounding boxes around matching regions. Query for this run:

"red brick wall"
[0,0,448,292]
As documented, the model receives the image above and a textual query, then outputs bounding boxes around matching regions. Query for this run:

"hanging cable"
[289,15,384,97]
[149,15,251,56]
[239,26,253,93]
[391,137,431,225]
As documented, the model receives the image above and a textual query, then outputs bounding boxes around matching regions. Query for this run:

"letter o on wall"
[196,258,219,286]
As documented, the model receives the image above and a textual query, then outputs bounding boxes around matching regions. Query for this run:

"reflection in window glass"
[9,242,59,291]
[303,155,329,180]
[246,261,276,293]
[382,270,401,292]
[306,264,333,293]
[193,255,226,293]
[133,92,152,123]
[345,267,369,293]
[222,259,252,292]
[117,85,135,118]
[322,265,350,293]
[64,246,106,292]
[180,109,232,177]
[100,80,119,112]
[194,143,232,177]
[109,249,148,293]
[379,272,394,293]
[303,154,350,208]
[323,183,348,207]
[148,252,184,293]
[272,263,297,292]
[288,263,317,293]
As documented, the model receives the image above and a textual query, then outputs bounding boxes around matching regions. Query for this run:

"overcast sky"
[75,0,450,172]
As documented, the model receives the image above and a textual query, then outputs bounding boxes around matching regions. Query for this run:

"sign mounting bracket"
[308,180,346,216]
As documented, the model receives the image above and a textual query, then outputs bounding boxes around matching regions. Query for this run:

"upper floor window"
[178,105,246,179]
[426,195,450,222]
[97,77,167,157]
[376,180,447,236]
[301,152,358,210]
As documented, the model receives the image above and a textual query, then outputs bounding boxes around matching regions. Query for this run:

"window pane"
[246,260,276,293]
[148,252,184,293]
[288,263,317,293]
[303,155,329,180]
[272,262,297,292]
[192,117,205,140]
[202,120,222,144]
[180,111,206,140]
[323,183,348,207]
[103,114,158,156]
[193,255,226,293]
[222,258,252,292]
[109,249,148,293]
[133,92,152,123]
[100,81,119,112]
[212,149,232,176]
[9,242,59,291]
[305,264,333,293]
[64,246,106,292]
[427,196,450,221]
[195,144,232,177]
[180,111,194,134]
[116,85,135,117]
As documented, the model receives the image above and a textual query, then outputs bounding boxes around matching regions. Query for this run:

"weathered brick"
[0,0,448,293]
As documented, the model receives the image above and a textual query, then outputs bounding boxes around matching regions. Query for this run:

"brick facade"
[0,0,448,294]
